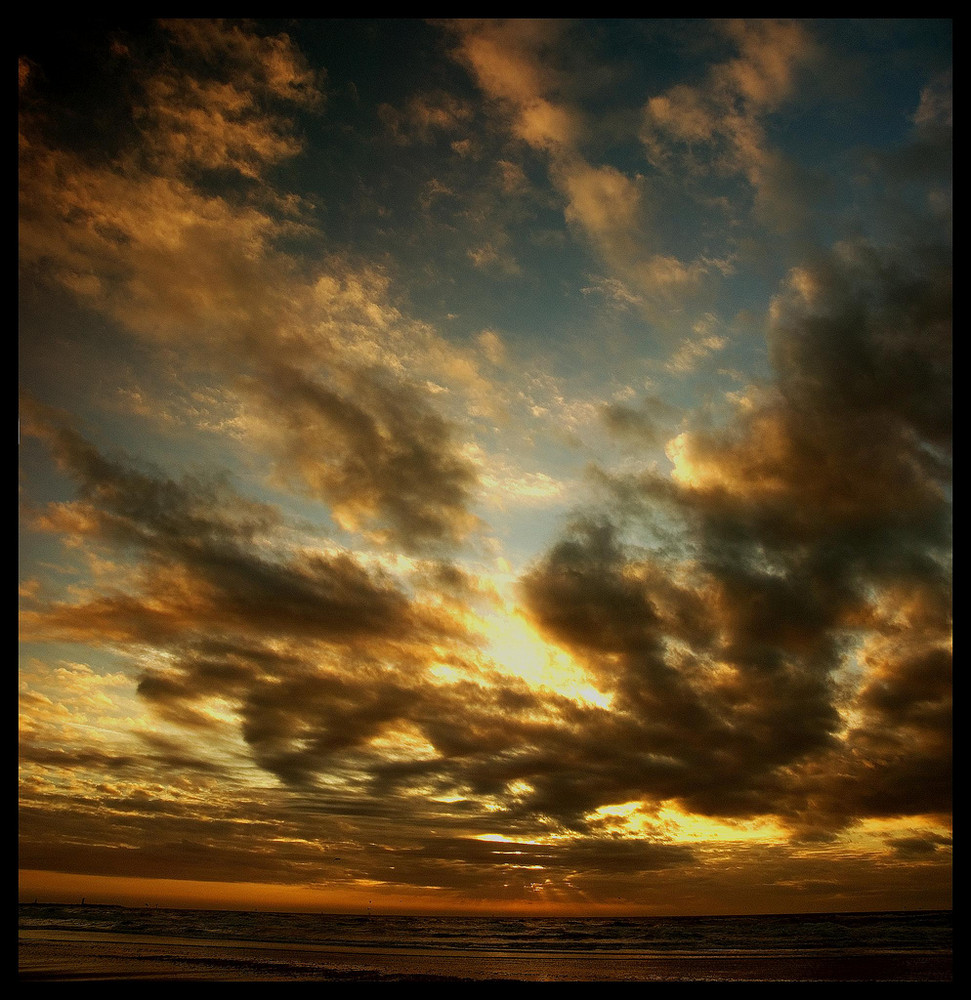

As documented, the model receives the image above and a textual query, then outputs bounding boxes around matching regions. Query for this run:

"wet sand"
[19,930,953,982]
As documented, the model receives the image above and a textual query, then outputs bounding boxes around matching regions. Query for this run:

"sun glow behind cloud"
[476,593,612,708]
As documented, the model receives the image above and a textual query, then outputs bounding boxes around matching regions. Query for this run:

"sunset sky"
[19,19,951,916]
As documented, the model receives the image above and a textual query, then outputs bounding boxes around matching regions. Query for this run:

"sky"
[19,19,951,917]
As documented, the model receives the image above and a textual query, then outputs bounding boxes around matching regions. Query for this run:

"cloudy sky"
[19,19,951,916]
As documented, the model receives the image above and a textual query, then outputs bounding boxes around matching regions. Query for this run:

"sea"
[18,903,953,982]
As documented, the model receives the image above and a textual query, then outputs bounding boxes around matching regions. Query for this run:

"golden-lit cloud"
[445,19,712,310]
[642,19,820,229]
[18,24,494,552]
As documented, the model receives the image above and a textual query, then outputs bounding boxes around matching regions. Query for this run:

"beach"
[19,928,952,982]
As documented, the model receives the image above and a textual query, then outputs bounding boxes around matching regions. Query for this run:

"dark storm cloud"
[19,400,523,797]
[133,633,607,796]
[520,236,951,835]
[20,398,481,787]
[257,361,480,552]
[20,396,430,648]
[887,833,951,859]
[775,636,951,836]
[519,518,842,824]
[769,242,951,453]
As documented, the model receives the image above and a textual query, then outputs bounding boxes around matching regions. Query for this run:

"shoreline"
[19,930,953,983]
